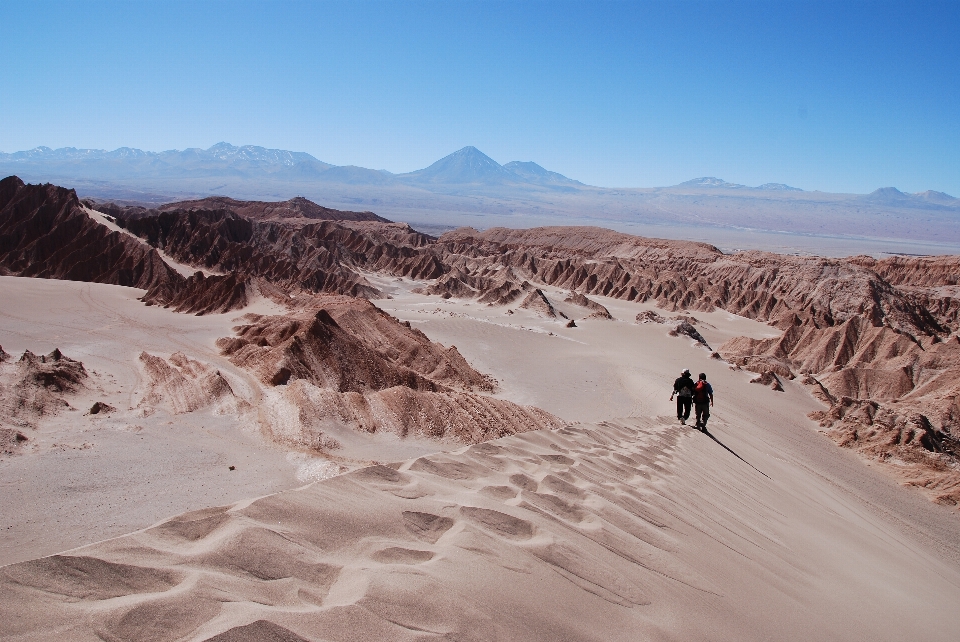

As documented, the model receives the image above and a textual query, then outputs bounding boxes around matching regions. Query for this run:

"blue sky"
[2,1,958,194]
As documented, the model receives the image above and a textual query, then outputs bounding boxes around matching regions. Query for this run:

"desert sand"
[2,179,960,640]
[2,275,960,640]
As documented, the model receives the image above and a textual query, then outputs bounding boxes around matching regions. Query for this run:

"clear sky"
[2,1,958,194]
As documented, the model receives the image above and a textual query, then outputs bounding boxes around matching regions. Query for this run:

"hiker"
[693,372,714,431]
[670,368,695,425]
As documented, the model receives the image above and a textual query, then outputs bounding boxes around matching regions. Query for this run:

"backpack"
[694,380,709,402]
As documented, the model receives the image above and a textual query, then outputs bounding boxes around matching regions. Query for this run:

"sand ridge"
[2,416,959,641]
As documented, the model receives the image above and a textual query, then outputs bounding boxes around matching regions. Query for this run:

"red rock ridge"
[114,207,444,299]
[564,291,612,319]
[156,195,390,224]
[0,176,179,291]
[850,255,960,288]
[0,176,251,315]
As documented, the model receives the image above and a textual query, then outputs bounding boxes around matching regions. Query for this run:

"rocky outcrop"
[519,289,562,318]
[670,321,711,349]
[137,352,244,416]
[219,310,444,393]
[142,271,248,315]
[218,297,494,394]
[415,265,531,305]
[749,371,784,392]
[564,291,612,319]
[0,348,87,432]
[315,296,493,391]
[0,428,29,455]
[636,310,666,324]
[216,296,560,448]
[87,401,115,415]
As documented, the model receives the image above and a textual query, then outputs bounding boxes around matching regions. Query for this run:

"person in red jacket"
[693,372,714,431]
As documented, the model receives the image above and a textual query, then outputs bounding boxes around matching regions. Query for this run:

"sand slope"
[2,414,959,641]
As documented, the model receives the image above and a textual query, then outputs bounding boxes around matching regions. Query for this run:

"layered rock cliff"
[0,177,178,291]
[0,177,253,315]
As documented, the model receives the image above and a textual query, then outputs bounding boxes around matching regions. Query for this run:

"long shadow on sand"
[699,427,771,479]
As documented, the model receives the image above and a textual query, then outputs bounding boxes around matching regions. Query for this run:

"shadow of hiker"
[700,427,770,479]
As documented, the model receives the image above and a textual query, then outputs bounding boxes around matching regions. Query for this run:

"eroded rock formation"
[0,177,179,291]
[670,321,711,349]
[216,296,561,449]
[565,291,612,319]
[0,177,251,314]
[0,348,87,437]
[136,352,245,416]
[519,289,563,318]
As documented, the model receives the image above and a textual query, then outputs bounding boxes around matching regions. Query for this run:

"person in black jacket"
[670,369,695,425]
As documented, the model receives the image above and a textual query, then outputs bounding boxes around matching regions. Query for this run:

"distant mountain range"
[677,177,803,191]
[1,142,957,248]
[0,143,585,191]
[4,142,956,200]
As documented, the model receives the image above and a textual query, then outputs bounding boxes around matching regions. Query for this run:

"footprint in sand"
[480,485,518,501]
[509,473,539,491]
[460,506,534,540]
[353,464,410,485]
[409,457,483,480]
[371,547,435,564]
[1,555,180,601]
[402,511,455,543]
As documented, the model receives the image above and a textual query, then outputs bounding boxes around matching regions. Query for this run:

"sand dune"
[0,277,561,566]
[2,414,959,641]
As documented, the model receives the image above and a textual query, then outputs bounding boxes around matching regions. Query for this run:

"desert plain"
[1,176,959,641]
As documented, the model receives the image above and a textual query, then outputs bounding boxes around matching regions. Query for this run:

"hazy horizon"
[2,141,956,198]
